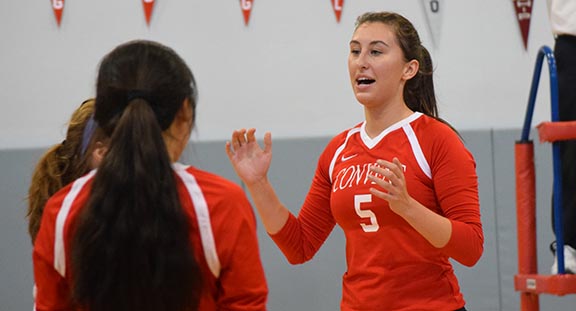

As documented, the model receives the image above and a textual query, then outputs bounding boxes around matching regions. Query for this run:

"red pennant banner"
[51,0,64,26]
[331,0,344,23]
[142,0,156,26]
[512,0,533,50]
[240,0,253,26]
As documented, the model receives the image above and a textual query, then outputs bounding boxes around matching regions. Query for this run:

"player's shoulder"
[315,122,364,166]
[35,173,94,249]
[412,115,474,161]
[42,179,81,219]
[412,114,461,139]
[175,164,245,196]
[325,122,363,148]
[176,164,255,221]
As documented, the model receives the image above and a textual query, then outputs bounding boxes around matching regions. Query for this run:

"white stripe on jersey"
[54,170,96,277]
[33,284,36,311]
[54,165,222,279]
[173,163,221,278]
[402,123,432,179]
[329,127,361,183]
[359,112,422,149]
[329,113,431,182]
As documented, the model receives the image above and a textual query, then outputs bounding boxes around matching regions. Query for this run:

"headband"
[80,114,97,156]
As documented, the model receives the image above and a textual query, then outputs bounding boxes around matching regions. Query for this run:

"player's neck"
[363,103,413,138]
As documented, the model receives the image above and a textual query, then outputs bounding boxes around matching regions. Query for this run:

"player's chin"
[354,93,375,106]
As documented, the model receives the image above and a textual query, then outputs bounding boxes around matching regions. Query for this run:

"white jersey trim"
[54,170,96,277]
[359,112,423,149]
[33,284,37,311]
[329,127,361,183]
[402,122,432,179]
[53,165,222,279]
[173,163,221,278]
[328,113,431,181]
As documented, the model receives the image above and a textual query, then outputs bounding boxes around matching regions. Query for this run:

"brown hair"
[355,11,438,117]
[354,12,460,136]
[70,40,202,311]
[27,99,98,243]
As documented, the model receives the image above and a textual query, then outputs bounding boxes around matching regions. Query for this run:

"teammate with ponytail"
[27,99,102,244]
[33,40,268,311]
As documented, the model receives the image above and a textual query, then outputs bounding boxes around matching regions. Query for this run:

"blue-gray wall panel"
[454,131,500,311]
[0,149,43,310]
[258,137,345,311]
[2,129,576,310]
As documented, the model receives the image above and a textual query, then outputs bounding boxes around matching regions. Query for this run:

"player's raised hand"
[225,128,272,186]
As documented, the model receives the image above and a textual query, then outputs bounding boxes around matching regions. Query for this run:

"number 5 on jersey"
[354,194,379,232]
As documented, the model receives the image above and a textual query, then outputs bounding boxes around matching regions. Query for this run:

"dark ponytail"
[71,40,202,311]
[404,46,437,118]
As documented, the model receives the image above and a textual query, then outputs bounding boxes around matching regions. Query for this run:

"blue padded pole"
[542,45,566,274]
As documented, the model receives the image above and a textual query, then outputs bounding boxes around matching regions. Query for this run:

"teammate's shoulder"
[40,182,76,227]
[176,164,244,193]
[176,165,255,220]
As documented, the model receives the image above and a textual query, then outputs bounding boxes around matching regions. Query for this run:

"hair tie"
[126,90,150,103]
[80,115,97,156]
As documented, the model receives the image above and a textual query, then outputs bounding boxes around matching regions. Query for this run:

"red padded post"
[515,142,539,311]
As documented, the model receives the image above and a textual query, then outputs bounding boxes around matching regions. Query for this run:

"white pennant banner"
[421,0,444,48]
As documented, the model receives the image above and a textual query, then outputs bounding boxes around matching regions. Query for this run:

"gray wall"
[0,0,557,149]
[3,129,576,310]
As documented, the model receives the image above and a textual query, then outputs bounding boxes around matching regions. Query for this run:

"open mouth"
[356,77,375,85]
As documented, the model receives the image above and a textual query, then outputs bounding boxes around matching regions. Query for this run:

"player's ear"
[403,59,419,81]
[90,141,107,169]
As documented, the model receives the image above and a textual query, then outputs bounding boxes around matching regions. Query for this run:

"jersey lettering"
[332,162,385,192]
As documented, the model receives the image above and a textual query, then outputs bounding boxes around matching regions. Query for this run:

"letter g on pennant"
[240,0,254,26]
[51,0,64,26]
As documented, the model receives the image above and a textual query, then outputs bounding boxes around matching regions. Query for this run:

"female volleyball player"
[27,98,102,244]
[33,40,268,311]
[226,11,483,311]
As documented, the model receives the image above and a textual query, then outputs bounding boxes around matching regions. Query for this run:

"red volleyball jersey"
[33,163,268,311]
[271,113,483,311]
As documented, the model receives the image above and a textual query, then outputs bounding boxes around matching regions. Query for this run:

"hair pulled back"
[355,12,437,117]
[27,99,96,243]
[71,40,202,311]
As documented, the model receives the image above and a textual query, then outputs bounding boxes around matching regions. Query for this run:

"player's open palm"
[226,128,272,186]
